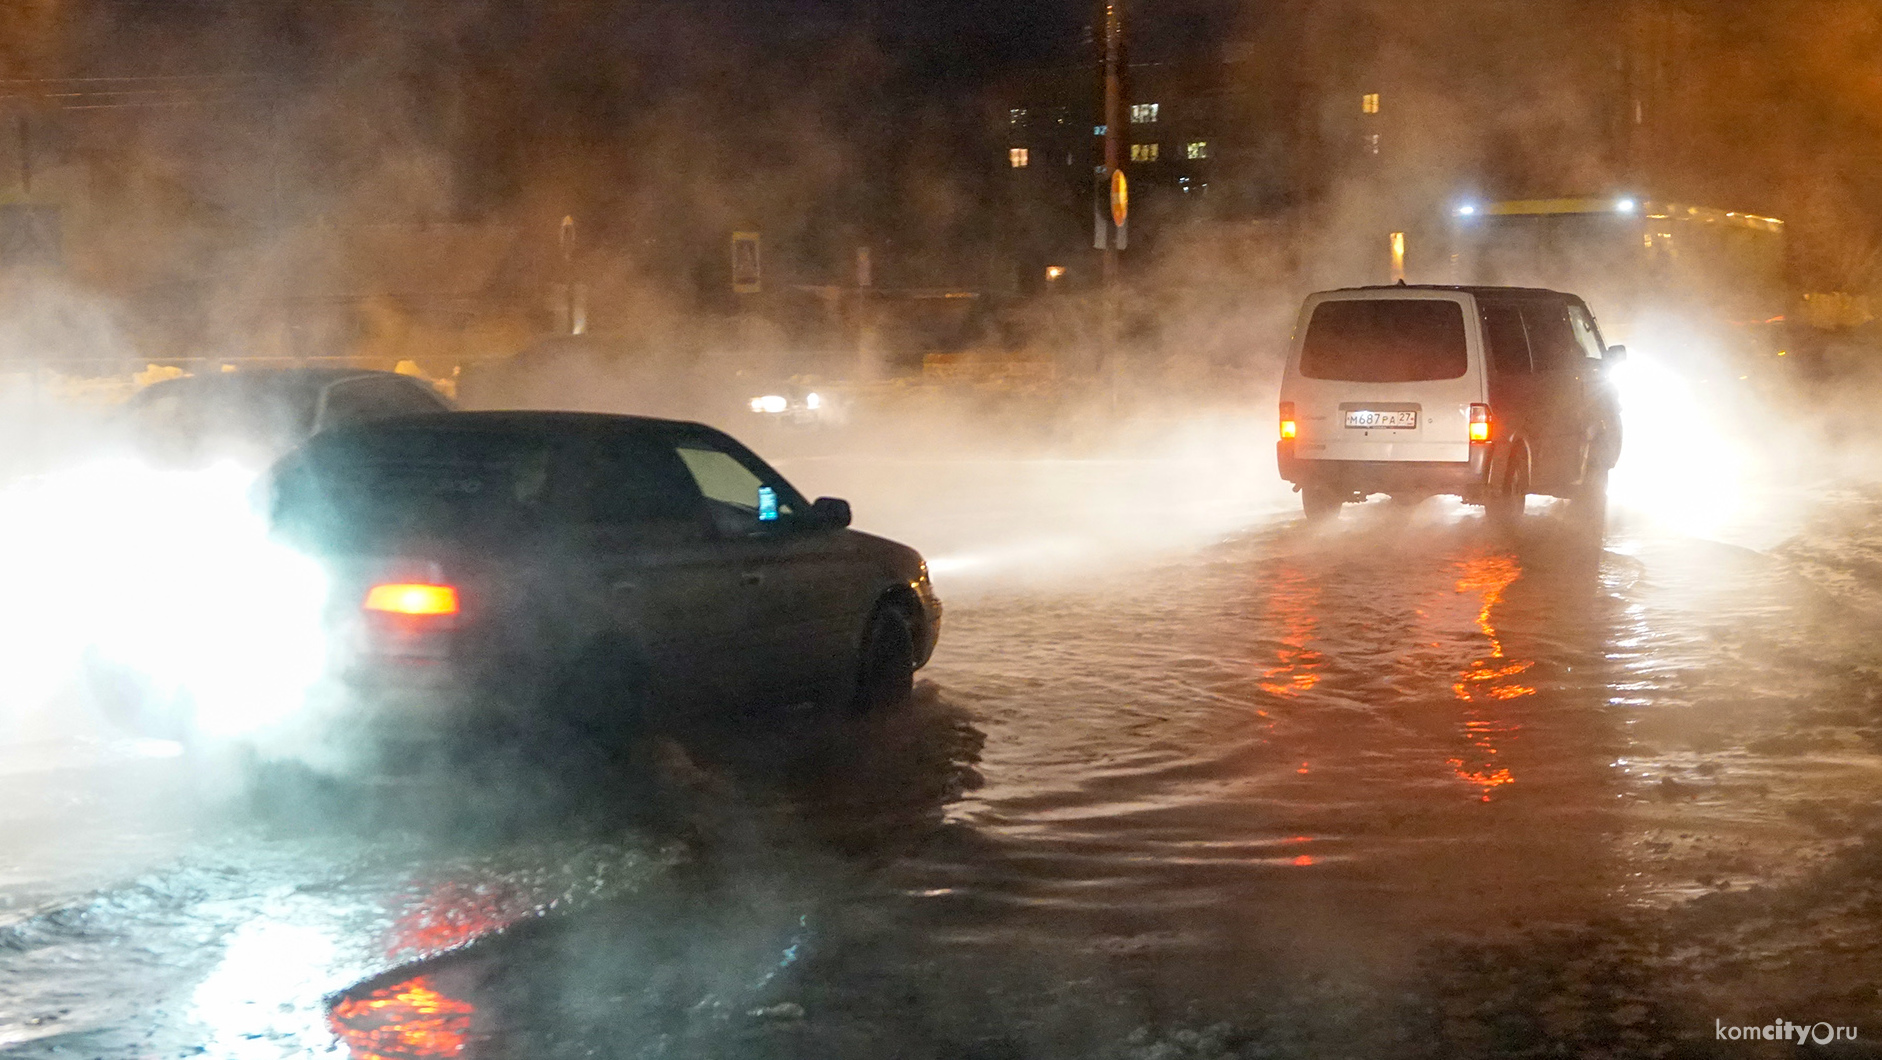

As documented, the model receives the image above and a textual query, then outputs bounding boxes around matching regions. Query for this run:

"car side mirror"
[1604,344,1627,364]
[810,496,851,530]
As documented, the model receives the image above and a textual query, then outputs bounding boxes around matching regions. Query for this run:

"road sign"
[1110,169,1128,228]
[731,231,761,294]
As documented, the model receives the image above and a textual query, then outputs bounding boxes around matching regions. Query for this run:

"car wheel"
[853,604,915,714]
[551,643,652,757]
[1485,448,1529,526]
[1301,486,1344,522]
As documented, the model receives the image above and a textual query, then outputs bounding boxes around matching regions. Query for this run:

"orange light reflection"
[1258,567,1324,698]
[1449,554,1533,801]
[387,879,532,961]
[329,975,475,1060]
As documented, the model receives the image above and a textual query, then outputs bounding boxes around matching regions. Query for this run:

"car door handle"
[741,571,765,586]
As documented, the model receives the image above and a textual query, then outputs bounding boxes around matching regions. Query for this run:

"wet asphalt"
[7,456,1882,1059]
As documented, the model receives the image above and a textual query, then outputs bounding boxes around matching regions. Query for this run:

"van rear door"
[1288,293,1482,464]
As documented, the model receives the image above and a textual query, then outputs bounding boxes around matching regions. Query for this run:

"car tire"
[551,643,652,758]
[852,604,916,714]
[1485,448,1529,526]
[1301,486,1344,523]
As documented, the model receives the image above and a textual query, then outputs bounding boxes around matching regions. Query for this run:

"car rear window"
[125,376,322,455]
[1299,299,1469,383]
[270,430,561,545]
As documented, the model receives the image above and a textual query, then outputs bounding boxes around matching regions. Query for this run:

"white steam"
[0,460,328,744]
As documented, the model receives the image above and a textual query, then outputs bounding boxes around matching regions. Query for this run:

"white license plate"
[1344,409,1417,430]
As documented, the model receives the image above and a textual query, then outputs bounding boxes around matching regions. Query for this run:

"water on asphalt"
[8,475,1882,1058]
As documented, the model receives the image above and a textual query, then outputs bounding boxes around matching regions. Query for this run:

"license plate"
[1344,409,1417,430]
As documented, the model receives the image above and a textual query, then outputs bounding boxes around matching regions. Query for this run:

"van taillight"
[364,583,460,616]
[1469,404,1492,444]
[1279,402,1298,440]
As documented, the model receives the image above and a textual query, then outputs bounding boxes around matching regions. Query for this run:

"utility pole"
[1101,0,1123,287]
[1098,0,1125,398]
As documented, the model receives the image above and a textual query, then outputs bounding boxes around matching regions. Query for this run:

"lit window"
[1130,103,1159,124]
[1363,133,1380,155]
[1094,124,1107,136]
[1362,93,1380,114]
[1009,148,1029,168]
[1008,108,1026,127]
[1185,140,1209,160]
[1130,143,1159,162]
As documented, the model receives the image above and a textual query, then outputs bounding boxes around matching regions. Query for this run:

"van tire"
[1485,448,1529,526]
[1301,487,1344,522]
[1570,462,1609,537]
[1575,462,1609,503]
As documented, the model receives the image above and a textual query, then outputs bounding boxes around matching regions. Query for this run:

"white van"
[1276,285,1624,520]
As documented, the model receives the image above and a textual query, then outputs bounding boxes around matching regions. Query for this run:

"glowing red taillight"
[1279,401,1298,441]
[1468,403,1492,444]
[364,583,460,617]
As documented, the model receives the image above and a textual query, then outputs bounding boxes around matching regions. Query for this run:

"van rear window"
[1299,300,1469,383]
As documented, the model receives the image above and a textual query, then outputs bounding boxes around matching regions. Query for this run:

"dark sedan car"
[118,368,455,468]
[263,412,940,770]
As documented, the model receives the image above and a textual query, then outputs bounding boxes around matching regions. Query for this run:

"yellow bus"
[1437,197,1787,336]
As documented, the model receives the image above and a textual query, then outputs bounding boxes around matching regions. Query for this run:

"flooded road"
[8,469,1882,1058]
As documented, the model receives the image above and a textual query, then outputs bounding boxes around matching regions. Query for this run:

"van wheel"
[1570,462,1609,536]
[853,605,916,714]
[1575,462,1609,503]
[1301,487,1344,522]
[1485,451,1529,526]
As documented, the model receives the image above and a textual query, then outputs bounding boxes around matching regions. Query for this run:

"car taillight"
[364,583,460,616]
[1279,401,1298,441]
[1469,404,1492,444]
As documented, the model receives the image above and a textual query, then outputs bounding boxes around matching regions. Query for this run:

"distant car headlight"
[805,392,822,410]
[750,394,788,414]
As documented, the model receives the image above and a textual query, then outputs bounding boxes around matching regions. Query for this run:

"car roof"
[312,409,719,439]
[128,367,428,402]
[1318,283,1589,304]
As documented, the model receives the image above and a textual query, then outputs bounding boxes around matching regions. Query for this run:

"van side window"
[1566,305,1606,360]
[1480,304,1532,374]
[1518,303,1581,373]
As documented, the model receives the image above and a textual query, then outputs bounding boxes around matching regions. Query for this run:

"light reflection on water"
[329,975,477,1060]
[40,488,1882,1055]
[1448,551,1535,801]
[188,919,348,1059]
[1256,565,1323,700]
